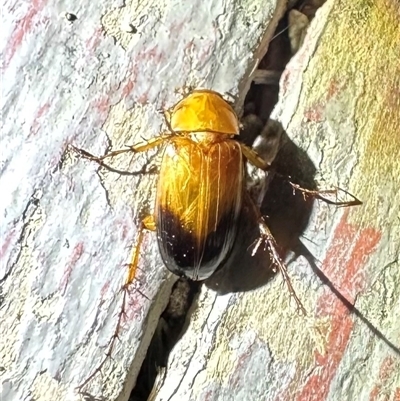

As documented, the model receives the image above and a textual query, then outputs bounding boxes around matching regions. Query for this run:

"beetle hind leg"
[245,192,306,315]
[252,216,306,315]
[76,216,156,393]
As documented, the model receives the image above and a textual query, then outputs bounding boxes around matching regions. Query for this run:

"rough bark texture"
[1,1,287,401]
[154,1,400,400]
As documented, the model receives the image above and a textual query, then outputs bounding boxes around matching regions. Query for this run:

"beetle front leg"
[241,142,362,208]
[69,134,172,172]
[76,216,156,393]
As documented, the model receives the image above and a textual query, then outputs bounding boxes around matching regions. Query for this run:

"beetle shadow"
[206,123,316,293]
[205,122,400,357]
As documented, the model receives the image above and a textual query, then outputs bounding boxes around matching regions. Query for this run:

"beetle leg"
[246,192,306,315]
[287,181,362,207]
[70,134,172,163]
[126,215,155,285]
[255,216,306,315]
[76,216,156,392]
[274,173,362,207]
[240,143,271,171]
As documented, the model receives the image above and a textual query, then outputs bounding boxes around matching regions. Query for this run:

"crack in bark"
[1,191,41,286]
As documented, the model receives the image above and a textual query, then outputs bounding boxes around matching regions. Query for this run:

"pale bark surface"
[154,1,400,400]
[1,1,286,400]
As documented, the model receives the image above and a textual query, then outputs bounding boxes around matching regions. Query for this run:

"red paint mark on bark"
[304,103,325,122]
[92,96,110,116]
[380,356,396,381]
[229,339,257,388]
[100,280,111,299]
[327,79,342,100]
[85,27,103,54]
[203,390,214,401]
[304,79,344,122]
[369,356,397,401]
[29,102,50,136]
[113,219,131,242]
[0,226,17,261]
[293,210,381,401]
[61,242,84,294]
[36,102,50,119]
[137,45,165,65]
[122,79,134,97]
[280,43,309,96]
[198,39,216,63]
[369,386,389,401]
[137,92,149,104]
[169,19,187,35]
[394,388,400,401]
[369,386,381,401]
[3,0,47,69]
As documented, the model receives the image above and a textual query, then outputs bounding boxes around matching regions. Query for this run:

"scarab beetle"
[73,89,269,281]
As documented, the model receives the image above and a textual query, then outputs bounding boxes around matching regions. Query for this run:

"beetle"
[71,89,359,389]
[72,89,275,282]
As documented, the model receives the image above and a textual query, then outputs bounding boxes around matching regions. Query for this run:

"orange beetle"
[71,89,309,390]
[73,89,269,282]
[156,90,269,280]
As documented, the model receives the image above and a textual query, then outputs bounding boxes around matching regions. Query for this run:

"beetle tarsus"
[274,173,362,207]
[256,216,307,315]
[76,283,129,393]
